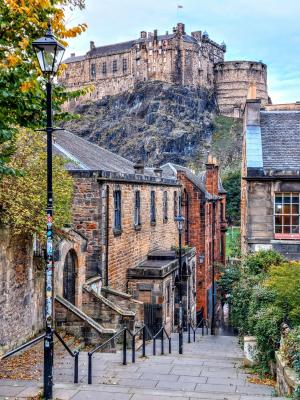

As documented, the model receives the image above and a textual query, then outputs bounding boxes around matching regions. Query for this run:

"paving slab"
[0,333,282,399]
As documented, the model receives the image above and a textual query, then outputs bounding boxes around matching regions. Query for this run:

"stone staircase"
[8,332,285,399]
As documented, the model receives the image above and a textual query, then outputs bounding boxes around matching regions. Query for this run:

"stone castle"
[61,23,269,117]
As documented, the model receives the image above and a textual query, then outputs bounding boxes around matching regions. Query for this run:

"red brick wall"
[177,163,226,318]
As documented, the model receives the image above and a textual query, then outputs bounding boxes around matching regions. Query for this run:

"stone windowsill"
[113,228,122,236]
[150,221,156,226]
[134,224,142,231]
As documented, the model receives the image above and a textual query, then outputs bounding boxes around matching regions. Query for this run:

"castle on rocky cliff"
[60,23,269,117]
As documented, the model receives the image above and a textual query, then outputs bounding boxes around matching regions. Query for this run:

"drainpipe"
[105,185,109,287]
[211,199,217,335]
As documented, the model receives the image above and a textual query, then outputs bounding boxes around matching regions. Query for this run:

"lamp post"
[32,22,65,400]
[175,214,184,354]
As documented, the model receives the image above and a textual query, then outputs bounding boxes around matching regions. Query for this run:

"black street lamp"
[175,214,184,354]
[32,22,65,400]
[210,199,217,336]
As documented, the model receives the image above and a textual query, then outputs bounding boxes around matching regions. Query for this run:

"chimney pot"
[90,41,95,50]
[154,168,163,178]
[134,160,145,174]
[71,52,75,57]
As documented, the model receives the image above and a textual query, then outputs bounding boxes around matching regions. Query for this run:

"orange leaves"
[20,80,35,92]
[6,53,21,67]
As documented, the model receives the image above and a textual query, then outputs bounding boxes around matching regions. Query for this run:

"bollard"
[74,351,79,384]
[88,353,92,384]
[161,329,164,355]
[188,324,191,343]
[142,326,146,357]
[123,329,127,365]
[169,337,171,354]
[132,335,136,363]
[153,338,156,355]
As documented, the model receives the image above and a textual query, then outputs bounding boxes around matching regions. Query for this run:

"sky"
[65,0,300,104]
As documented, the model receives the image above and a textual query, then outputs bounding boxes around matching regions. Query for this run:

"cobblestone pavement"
[0,333,285,399]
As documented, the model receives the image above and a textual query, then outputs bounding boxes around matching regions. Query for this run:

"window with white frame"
[274,193,300,236]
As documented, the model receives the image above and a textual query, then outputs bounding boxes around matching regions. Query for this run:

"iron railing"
[87,324,172,384]
[1,330,80,384]
[188,318,209,343]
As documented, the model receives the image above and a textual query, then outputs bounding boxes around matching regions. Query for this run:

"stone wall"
[102,181,180,292]
[60,23,225,109]
[0,228,44,355]
[71,172,103,278]
[243,179,300,259]
[214,61,268,117]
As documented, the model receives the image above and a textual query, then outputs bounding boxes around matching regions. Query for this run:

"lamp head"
[32,22,65,75]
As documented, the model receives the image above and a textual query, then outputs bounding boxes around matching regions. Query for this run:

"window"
[112,60,117,72]
[91,63,96,78]
[102,62,107,74]
[163,191,168,222]
[134,191,141,226]
[150,191,156,224]
[123,59,128,72]
[113,190,122,231]
[173,191,178,218]
[274,193,300,238]
[166,284,170,317]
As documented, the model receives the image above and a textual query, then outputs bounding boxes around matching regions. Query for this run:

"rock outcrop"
[62,81,242,171]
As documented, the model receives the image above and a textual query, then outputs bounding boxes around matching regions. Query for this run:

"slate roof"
[161,162,225,199]
[53,130,175,183]
[260,111,300,170]
[87,40,136,57]
[64,55,85,64]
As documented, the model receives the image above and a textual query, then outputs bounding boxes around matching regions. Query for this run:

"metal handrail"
[188,318,209,342]
[1,333,46,360]
[153,325,171,356]
[53,331,79,383]
[88,327,127,384]
[1,331,79,384]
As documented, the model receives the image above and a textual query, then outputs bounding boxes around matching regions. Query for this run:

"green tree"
[0,0,87,175]
[0,128,73,237]
[222,169,241,225]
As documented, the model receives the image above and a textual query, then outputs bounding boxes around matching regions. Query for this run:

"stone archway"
[63,249,77,305]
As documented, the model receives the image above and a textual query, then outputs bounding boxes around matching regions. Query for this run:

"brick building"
[161,158,227,322]
[54,130,197,334]
[241,98,300,259]
[60,22,268,117]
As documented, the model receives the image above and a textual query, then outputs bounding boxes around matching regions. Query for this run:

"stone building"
[161,157,227,322]
[59,22,268,117]
[54,130,197,334]
[241,99,300,259]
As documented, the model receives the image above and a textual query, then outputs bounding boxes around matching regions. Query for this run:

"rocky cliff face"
[63,81,242,171]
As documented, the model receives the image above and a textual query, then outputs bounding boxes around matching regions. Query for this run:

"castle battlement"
[60,23,269,117]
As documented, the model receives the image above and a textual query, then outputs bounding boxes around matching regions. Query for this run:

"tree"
[0,128,73,238]
[222,169,241,225]
[0,0,87,175]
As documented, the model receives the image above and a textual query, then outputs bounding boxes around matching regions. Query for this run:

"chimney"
[90,41,95,50]
[154,167,163,178]
[134,160,145,174]
[205,154,219,196]
[71,52,75,57]
[177,22,185,35]
[154,29,158,44]
[166,31,169,36]
[140,31,147,39]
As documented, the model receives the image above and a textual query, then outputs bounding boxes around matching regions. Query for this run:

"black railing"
[87,324,172,384]
[153,325,171,356]
[188,318,209,343]
[1,330,80,384]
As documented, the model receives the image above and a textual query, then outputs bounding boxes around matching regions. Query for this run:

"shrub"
[265,262,300,326]
[280,326,300,367]
[243,250,284,275]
